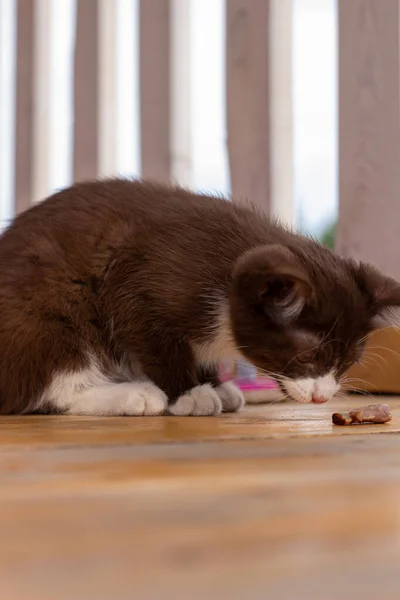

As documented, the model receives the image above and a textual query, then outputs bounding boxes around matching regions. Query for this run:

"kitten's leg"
[199,366,245,413]
[66,382,168,416]
[216,381,245,413]
[104,287,222,416]
[42,368,167,416]
[138,339,223,416]
[168,384,222,416]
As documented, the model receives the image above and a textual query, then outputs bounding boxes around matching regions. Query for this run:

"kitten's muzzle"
[311,393,328,404]
[282,373,340,404]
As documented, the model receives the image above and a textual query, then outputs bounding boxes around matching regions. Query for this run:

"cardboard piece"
[346,328,400,393]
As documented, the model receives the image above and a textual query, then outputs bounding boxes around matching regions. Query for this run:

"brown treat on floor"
[332,412,353,426]
[348,403,392,424]
[332,403,392,426]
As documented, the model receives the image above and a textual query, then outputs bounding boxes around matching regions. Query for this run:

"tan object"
[332,403,392,426]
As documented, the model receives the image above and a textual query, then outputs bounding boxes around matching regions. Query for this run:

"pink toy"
[233,377,278,392]
[219,360,280,402]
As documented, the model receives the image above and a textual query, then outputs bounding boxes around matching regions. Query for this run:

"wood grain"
[1,395,400,599]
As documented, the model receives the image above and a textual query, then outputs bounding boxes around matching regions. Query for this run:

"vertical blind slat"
[226,0,270,212]
[139,0,172,181]
[73,0,100,182]
[170,0,192,185]
[336,0,400,279]
[98,0,118,177]
[14,0,35,213]
[15,0,51,211]
[269,0,294,226]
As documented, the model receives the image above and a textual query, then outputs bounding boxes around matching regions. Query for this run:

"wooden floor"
[2,395,400,600]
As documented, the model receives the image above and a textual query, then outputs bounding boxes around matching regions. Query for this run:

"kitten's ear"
[232,245,312,324]
[355,262,400,327]
[356,262,400,308]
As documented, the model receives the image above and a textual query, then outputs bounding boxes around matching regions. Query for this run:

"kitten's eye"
[296,353,313,365]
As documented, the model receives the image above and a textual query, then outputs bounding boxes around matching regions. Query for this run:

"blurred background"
[2,0,399,390]
[0,0,337,244]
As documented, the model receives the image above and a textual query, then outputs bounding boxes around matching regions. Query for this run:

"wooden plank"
[226,0,271,212]
[0,413,399,497]
[139,0,172,181]
[73,0,100,181]
[336,0,400,279]
[14,0,52,212]
[0,399,400,598]
[0,395,397,449]
[1,478,400,600]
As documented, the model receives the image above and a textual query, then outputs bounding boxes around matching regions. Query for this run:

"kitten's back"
[0,179,275,414]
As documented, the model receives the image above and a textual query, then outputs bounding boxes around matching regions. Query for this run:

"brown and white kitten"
[0,178,399,416]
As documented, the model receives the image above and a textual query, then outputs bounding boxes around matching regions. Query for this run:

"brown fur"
[0,178,399,414]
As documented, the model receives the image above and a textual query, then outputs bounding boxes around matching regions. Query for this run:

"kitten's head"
[230,243,400,403]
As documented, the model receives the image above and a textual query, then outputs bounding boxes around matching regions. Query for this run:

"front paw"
[168,384,222,416]
[215,381,245,413]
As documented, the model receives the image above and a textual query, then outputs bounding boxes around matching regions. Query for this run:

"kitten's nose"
[311,393,328,404]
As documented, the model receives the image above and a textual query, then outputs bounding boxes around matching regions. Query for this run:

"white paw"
[66,381,168,416]
[168,384,222,416]
[121,382,168,415]
[215,381,245,413]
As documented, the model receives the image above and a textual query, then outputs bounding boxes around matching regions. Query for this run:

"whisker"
[356,354,387,375]
[334,391,349,402]
[342,380,377,395]
[368,345,400,362]
[257,368,288,385]
[322,315,341,347]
